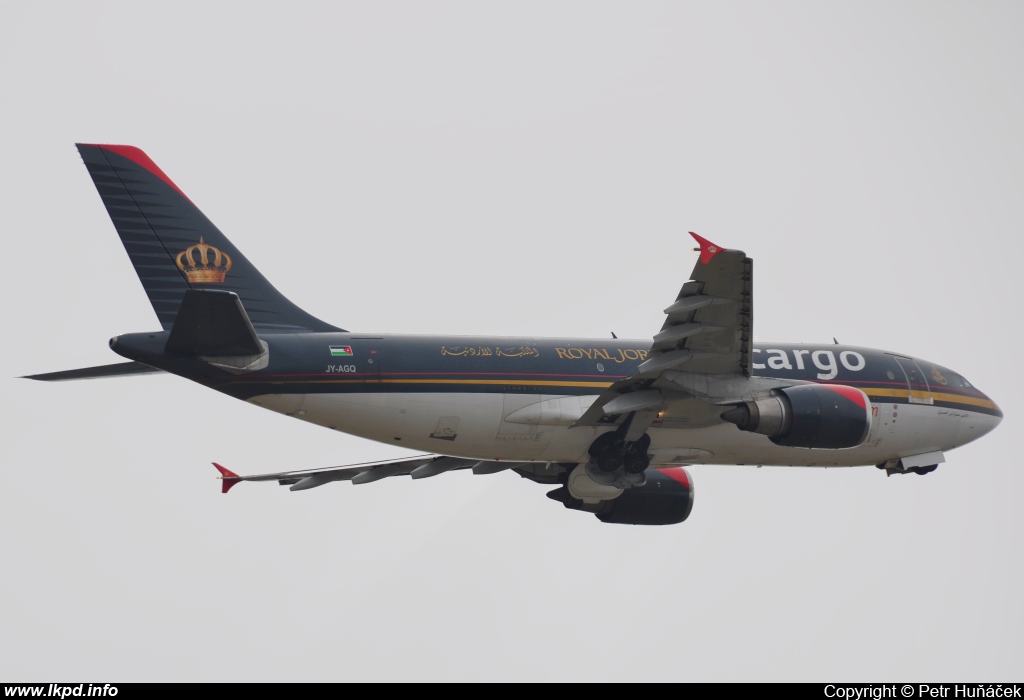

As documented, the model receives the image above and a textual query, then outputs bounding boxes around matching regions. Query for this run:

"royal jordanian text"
[4,685,117,698]
[824,686,1021,699]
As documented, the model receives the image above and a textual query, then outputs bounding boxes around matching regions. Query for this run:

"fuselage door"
[329,337,382,383]
[894,356,933,405]
[353,337,383,382]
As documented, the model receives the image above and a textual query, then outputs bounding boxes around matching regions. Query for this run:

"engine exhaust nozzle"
[720,396,792,438]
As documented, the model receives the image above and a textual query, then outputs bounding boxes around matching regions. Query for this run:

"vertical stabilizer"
[76,144,340,333]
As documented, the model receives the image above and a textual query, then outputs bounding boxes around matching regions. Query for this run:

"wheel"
[589,431,624,459]
[624,455,648,474]
[622,435,651,474]
[598,451,624,472]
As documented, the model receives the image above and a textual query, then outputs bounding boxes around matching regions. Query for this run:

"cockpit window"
[933,365,973,388]
[948,373,973,389]
[928,365,974,389]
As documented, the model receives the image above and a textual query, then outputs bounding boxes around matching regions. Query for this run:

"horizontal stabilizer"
[166,290,262,357]
[22,361,162,382]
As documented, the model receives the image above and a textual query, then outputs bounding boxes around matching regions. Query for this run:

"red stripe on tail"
[78,143,193,203]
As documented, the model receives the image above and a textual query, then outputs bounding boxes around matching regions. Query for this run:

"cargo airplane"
[24,144,1004,525]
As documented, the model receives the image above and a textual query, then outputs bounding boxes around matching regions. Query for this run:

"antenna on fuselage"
[611,332,618,339]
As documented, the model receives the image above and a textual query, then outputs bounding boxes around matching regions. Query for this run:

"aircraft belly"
[659,403,977,467]
[248,393,307,417]
[247,394,988,468]
[251,392,399,442]
[645,424,871,467]
[250,392,575,460]
[383,392,504,454]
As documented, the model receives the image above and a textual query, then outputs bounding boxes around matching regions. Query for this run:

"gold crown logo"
[175,237,232,283]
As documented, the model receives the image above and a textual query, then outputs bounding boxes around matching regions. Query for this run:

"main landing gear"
[585,430,652,487]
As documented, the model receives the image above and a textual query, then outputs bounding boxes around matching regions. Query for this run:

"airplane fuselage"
[42,143,1004,524]
[111,332,1002,469]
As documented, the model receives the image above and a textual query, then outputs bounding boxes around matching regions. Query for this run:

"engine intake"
[720,384,871,449]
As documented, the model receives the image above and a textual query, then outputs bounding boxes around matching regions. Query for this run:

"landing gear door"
[894,356,933,405]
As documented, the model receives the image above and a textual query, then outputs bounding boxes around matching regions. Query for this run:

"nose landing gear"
[876,459,939,476]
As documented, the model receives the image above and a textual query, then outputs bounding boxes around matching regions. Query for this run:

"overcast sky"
[2,1,1022,682]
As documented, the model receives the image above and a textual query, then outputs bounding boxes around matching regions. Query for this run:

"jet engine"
[720,384,871,449]
[548,467,695,525]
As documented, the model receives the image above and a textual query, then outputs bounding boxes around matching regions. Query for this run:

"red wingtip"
[213,462,241,494]
[689,232,726,264]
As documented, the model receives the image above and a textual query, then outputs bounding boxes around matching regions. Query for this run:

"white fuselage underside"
[248,391,999,467]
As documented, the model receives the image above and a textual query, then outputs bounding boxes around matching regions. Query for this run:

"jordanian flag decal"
[330,345,354,357]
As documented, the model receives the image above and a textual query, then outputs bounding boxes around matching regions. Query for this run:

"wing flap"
[652,235,752,375]
[573,232,753,427]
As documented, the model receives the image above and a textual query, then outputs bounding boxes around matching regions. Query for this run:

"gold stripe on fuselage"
[861,387,997,410]
[269,378,617,389]
[263,377,996,412]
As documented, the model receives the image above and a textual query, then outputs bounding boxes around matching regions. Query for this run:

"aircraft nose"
[980,387,1003,420]
[969,391,1002,441]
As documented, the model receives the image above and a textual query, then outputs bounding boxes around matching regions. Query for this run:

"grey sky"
[1,1,1021,681]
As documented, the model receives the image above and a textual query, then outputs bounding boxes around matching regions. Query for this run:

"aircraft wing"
[213,455,529,493]
[574,232,753,427]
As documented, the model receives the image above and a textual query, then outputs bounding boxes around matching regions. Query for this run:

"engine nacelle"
[720,384,871,449]
[549,468,695,525]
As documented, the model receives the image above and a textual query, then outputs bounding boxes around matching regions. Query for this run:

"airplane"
[23,144,1004,525]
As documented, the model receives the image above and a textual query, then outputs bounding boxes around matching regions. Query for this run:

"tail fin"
[76,144,340,333]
